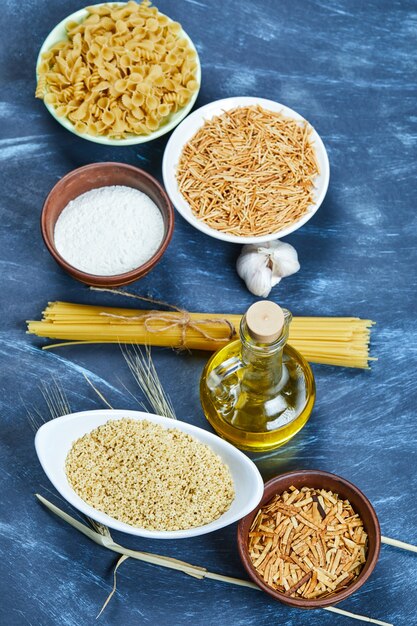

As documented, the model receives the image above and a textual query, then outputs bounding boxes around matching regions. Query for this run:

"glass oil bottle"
[200,301,315,452]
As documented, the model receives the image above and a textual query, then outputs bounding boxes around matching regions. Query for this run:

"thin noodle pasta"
[176,105,320,237]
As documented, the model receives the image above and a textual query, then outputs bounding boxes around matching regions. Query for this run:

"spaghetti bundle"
[27,301,375,369]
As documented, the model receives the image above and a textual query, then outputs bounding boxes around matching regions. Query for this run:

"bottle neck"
[239,309,292,385]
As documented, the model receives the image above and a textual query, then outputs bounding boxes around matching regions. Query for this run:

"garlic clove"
[236,251,267,278]
[270,241,300,280]
[247,266,275,297]
[236,252,273,297]
[236,240,300,296]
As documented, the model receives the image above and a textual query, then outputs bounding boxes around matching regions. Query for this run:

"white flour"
[54,185,165,276]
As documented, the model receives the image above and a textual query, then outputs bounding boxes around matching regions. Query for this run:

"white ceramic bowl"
[162,96,330,244]
[35,3,201,146]
[35,409,264,539]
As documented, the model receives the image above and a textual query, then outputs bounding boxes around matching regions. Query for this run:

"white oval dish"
[35,3,201,146]
[162,96,330,244]
[35,408,264,539]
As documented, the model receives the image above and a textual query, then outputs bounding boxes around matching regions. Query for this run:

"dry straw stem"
[27,299,375,369]
[25,378,71,431]
[39,378,71,419]
[121,345,176,418]
[35,494,393,626]
[381,536,417,554]
[176,105,319,237]
[83,373,114,409]
[96,554,129,619]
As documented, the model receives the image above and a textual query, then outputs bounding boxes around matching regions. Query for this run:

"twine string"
[100,310,236,347]
[90,287,186,311]
[91,287,236,346]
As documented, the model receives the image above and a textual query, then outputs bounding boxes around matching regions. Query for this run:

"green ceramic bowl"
[35,2,201,146]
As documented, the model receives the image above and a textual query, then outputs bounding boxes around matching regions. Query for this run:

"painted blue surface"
[1,0,417,624]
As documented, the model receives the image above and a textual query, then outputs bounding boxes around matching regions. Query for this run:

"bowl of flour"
[41,163,174,286]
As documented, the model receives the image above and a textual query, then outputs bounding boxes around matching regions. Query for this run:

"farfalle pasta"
[35,1,199,138]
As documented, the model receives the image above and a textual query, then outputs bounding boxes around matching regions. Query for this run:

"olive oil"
[200,301,315,452]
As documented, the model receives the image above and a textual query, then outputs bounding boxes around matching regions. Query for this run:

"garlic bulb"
[236,241,300,297]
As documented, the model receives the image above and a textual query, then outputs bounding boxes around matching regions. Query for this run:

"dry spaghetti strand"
[176,105,320,237]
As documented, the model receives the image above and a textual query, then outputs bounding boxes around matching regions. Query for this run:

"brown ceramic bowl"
[41,162,174,287]
[237,470,380,609]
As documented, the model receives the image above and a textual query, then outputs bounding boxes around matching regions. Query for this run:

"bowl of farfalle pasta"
[35,1,201,145]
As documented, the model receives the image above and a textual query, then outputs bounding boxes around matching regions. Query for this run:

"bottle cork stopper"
[246,301,285,343]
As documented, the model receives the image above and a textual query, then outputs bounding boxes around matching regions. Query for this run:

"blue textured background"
[1,0,416,624]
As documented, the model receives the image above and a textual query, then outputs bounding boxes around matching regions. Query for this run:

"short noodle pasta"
[176,105,320,237]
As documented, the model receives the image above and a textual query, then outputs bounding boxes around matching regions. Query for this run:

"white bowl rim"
[35,2,201,146]
[35,408,264,539]
[162,96,330,244]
